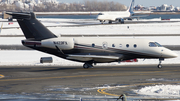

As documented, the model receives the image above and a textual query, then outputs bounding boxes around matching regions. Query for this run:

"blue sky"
[58,0,180,7]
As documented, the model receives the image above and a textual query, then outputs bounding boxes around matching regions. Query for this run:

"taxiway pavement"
[0,64,180,100]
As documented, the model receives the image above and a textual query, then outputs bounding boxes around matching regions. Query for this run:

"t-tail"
[5,12,57,41]
[127,0,134,14]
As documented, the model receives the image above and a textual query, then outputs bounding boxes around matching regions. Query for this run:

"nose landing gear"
[157,58,164,69]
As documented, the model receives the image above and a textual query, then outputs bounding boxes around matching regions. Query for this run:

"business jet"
[4,12,178,69]
[97,0,140,24]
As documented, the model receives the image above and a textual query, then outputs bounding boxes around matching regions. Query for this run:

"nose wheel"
[83,62,93,69]
[158,64,162,69]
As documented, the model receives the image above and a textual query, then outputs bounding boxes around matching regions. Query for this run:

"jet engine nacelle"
[41,37,74,50]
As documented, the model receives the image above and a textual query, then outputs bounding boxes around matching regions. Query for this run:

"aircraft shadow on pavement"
[29,66,82,72]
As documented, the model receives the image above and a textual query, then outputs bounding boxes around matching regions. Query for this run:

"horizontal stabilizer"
[4,11,57,41]
[5,12,31,20]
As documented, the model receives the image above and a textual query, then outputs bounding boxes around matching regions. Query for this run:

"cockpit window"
[155,42,162,47]
[98,13,104,15]
[149,42,162,47]
[149,42,157,47]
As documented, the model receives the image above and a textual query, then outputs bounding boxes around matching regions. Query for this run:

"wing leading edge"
[66,54,123,62]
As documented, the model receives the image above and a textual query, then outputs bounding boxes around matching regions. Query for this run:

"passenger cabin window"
[149,42,157,47]
[126,44,129,48]
[134,44,137,48]
[119,44,122,47]
[112,44,115,47]
[92,43,95,47]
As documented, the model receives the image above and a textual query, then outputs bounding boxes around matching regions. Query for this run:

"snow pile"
[134,85,180,98]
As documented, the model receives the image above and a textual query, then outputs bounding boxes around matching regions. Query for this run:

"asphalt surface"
[0,64,180,100]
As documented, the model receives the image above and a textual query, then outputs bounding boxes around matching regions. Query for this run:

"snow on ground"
[36,20,180,35]
[0,50,179,66]
[1,18,180,36]
[0,50,83,66]
[0,37,24,45]
[134,85,180,98]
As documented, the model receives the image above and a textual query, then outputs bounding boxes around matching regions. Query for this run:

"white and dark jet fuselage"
[5,12,178,69]
[22,37,178,68]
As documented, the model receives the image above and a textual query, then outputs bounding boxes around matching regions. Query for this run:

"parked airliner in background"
[97,0,144,24]
[4,12,178,69]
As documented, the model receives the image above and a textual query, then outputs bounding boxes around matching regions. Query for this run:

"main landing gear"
[108,21,112,24]
[100,20,105,24]
[157,58,164,69]
[119,19,124,24]
[83,62,93,69]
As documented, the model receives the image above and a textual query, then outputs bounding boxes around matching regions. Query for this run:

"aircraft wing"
[129,15,150,19]
[116,15,149,20]
[66,54,122,62]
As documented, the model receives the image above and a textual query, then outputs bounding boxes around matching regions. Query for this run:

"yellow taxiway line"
[97,81,180,97]
[97,88,119,96]
[0,74,5,79]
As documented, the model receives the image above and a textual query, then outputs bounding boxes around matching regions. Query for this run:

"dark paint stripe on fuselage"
[24,42,161,63]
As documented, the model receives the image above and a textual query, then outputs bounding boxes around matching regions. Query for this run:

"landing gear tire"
[83,63,93,69]
[157,58,164,69]
[118,19,124,24]
[157,64,162,69]
[83,64,89,69]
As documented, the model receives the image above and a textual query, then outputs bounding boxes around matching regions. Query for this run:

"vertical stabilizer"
[5,12,57,41]
[127,0,134,14]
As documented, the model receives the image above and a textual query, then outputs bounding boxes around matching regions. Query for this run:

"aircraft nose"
[162,48,178,58]
[96,15,103,20]
[96,16,101,20]
[171,51,178,58]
